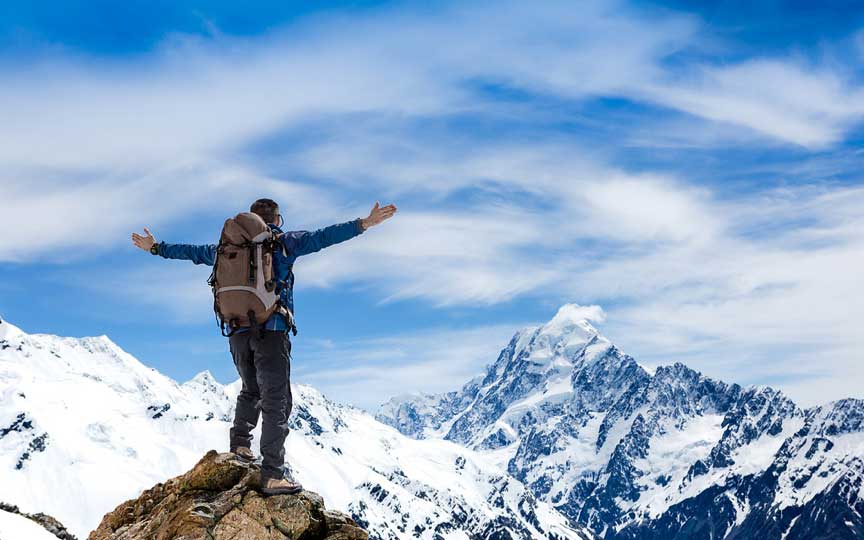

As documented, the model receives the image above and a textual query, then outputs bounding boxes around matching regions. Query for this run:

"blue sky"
[1,0,863,410]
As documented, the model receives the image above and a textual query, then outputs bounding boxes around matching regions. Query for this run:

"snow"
[632,414,726,517]
[727,491,750,530]
[0,319,24,341]
[775,430,864,510]
[506,373,573,414]
[781,515,800,539]
[543,304,606,333]
[531,305,608,367]
[770,401,864,511]
[544,413,608,502]
[730,415,805,477]
[281,385,589,539]
[514,325,540,353]
[0,508,59,540]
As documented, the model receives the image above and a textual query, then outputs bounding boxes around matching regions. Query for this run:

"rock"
[88,450,368,540]
[0,501,78,540]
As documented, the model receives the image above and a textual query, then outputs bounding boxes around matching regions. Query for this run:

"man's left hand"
[361,201,397,230]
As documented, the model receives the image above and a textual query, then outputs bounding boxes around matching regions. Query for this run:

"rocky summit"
[88,450,367,540]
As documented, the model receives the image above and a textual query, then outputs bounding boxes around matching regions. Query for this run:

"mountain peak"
[524,303,610,364]
[542,303,605,335]
[187,370,216,385]
[0,317,23,340]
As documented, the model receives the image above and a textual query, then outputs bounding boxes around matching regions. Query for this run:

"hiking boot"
[230,446,255,462]
[261,476,303,495]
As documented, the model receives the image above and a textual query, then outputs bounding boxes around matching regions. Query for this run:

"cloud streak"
[294,322,534,410]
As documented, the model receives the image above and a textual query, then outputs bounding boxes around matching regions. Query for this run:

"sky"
[0,0,862,411]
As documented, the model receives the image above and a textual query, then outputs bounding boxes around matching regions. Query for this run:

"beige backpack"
[210,212,285,335]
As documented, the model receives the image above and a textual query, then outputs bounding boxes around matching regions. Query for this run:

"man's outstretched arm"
[286,201,397,258]
[131,228,217,266]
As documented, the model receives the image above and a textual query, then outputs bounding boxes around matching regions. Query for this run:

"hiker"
[131,199,397,494]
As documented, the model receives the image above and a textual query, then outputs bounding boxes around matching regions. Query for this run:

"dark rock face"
[88,450,368,540]
[0,501,77,540]
[1,411,51,470]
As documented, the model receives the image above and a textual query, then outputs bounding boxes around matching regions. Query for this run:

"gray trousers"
[228,329,292,481]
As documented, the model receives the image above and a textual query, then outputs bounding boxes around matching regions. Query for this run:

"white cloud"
[576,174,723,244]
[641,60,864,148]
[293,322,532,410]
[0,32,456,170]
[292,205,565,305]
[0,161,343,261]
[82,264,216,325]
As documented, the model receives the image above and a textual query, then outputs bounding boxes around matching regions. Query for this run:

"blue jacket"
[157,218,365,333]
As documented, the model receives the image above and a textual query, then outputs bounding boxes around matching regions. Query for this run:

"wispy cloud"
[294,322,534,410]
[0,161,344,261]
[640,59,864,148]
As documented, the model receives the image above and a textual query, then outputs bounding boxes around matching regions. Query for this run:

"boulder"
[88,450,367,540]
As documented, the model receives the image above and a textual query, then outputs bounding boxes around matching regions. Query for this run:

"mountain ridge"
[376,303,864,540]
[2,306,862,540]
[0,315,591,540]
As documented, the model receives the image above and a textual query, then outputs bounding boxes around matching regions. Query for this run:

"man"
[131,199,397,494]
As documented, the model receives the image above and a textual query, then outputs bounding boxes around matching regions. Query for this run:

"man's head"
[250,198,281,226]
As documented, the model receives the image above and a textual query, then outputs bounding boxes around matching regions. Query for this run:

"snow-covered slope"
[0,501,75,540]
[5,303,860,540]
[0,317,590,540]
[378,304,864,540]
[288,385,586,540]
[0,507,59,540]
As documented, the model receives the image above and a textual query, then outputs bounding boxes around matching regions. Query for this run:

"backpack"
[209,212,294,336]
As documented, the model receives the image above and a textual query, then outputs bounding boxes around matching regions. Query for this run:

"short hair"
[250,198,279,224]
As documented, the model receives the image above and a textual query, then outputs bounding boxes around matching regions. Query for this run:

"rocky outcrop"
[88,450,367,540]
[0,501,77,539]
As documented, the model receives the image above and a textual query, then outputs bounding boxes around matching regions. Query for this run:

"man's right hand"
[131,228,157,252]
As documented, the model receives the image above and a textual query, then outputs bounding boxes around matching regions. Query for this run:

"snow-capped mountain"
[0,317,590,540]
[377,304,864,540]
